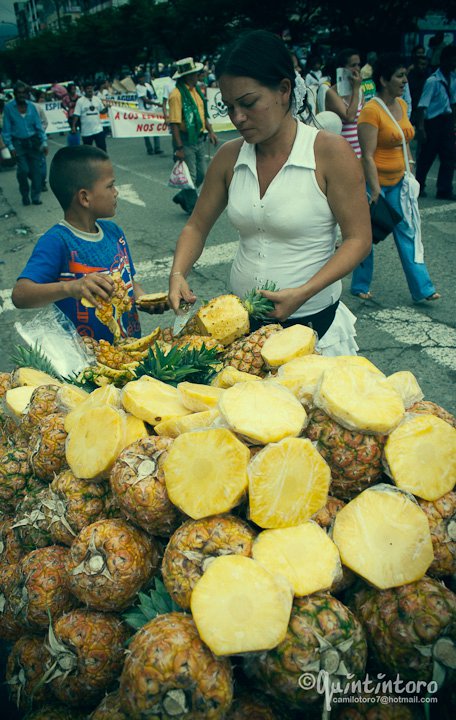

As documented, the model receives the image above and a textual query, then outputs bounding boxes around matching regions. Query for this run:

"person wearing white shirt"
[136,72,163,155]
[71,84,106,152]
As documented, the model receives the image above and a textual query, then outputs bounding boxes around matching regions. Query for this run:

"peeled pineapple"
[219,381,306,444]
[66,405,126,480]
[177,381,224,411]
[155,409,219,438]
[211,366,261,388]
[5,386,36,417]
[11,367,61,388]
[190,555,293,655]
[123,413,149,448]
[332,484,434,589]
[163,428,249,519]
[64,384,121,433]
[260,325,316,368]
[248,437,330,528]
[122,376,191,426]
[252,522,342,596]
[314,365,405,434]
[195,294,249,346]
[386,370,424,408]
[384,414,456,501]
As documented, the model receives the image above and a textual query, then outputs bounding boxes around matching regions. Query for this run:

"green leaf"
[10,342,62,379]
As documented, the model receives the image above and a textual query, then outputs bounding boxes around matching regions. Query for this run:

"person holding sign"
[135,70,164,156]
[71,84,107,152]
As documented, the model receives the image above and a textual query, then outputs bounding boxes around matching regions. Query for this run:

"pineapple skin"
[408,400,456,429]
[90,689,128,719]
[0,564,27,640]
[20,384,61,438]
[162,514,257,609]
[45,609,129,707]
[65,518,160,612]
[222,324,283,377]
[305,408,387,500]
[0,516,24,567]
[13,488,53,552]
[29,412,68,482]
[110,436,181,536]
[244,593,367,709]
[0,444,34,513]
[9,545,76,630]
[418,492,456,577]
[6,634,51,710]
[119,612,233,719]
[353,577,456,683]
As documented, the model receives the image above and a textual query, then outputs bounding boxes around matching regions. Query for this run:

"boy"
[12,145,165,342]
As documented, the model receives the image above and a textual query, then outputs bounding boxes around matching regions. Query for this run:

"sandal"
[353,292,373,300]
[425,293,441,301]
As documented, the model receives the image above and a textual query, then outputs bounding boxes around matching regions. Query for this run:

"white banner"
[108,106,168,138]
[206,88,235,132]
[43,101,71,134]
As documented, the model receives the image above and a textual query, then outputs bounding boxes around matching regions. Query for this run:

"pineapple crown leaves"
[242,280,278,320]
[123,577,181,631]
[134,342,219,387]
[10,343,62,380]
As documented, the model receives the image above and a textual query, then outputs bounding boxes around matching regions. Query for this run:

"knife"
[173,301,198,336]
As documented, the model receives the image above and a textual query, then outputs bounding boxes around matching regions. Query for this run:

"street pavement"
[0,131,455,414]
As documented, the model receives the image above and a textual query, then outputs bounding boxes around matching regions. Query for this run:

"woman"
[325,48,363,157]
[168,30,372,355]
[351,53,439,302]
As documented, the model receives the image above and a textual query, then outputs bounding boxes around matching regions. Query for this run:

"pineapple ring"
[66,405,126,480]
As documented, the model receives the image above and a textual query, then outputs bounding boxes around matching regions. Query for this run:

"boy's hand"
[72,273,114,307]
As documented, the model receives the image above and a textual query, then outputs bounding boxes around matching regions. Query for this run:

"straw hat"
[172,57,204,79]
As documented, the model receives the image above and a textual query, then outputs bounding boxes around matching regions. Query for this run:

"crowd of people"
[1,30,455,349]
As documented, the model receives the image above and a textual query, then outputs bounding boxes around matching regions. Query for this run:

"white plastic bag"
[167,160,195,190]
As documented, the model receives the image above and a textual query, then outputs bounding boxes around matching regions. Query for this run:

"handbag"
[370,193,402,244]
[373,97,424,261]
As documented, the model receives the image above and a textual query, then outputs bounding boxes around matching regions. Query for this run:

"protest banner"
[42,101,71,134]
[108,106,168,138]
[206,87,235,132]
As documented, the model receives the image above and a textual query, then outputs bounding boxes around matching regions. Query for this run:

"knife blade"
[173,301,198,336]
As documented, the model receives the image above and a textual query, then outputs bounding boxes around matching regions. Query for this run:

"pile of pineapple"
[0,297,456,719]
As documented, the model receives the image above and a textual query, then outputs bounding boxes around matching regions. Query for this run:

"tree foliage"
[0,0,453,83]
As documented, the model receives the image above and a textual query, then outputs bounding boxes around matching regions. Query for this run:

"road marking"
[116,184,146,207]
[113,162,165,186]
[420,204,456,217]
[370,307,456,371]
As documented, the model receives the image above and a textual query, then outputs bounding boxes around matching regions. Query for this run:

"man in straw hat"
[168,57,218,213]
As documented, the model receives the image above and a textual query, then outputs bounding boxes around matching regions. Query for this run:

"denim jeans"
[144,136,161,153]
[174,136,207,213]
[351,179,436,301]
[13,137,42,203]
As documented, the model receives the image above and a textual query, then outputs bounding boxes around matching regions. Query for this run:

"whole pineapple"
[162,514,257,609]
[408,400,456,429]
[6,634,51,711]
[352,576,456,684]
[20,384,61,438]
[13,488,53,552]
[305,408,387,500]
[42,608,129,707]
[9,545,76,630]
[42,470,110,546]
[0,443,35,514]
[418,492,456,577]
[0,515,25,567]
[65,518,160,611]
[21,703,87,720]
[110,436,181,537]
[244,593,367,710]
[0,564,25,640]
[119,612,233,719]
[222,324,283,376]
[29,412,68,482]
[90,690,128,720]
[226,690,283,720]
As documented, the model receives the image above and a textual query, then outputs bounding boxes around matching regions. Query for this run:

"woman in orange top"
[351,53,439,302]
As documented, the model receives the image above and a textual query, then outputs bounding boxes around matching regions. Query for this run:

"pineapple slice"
[155,409,219,438]
[314,365,405,434]
[190,555,293,655]
[277,354,337,403]
[66,405,126,480]
[219,381,306,444]
[5,386,35,417]
[163,428,249,519]
[122,377,192,426]
[57,384,89,411]
[260,325,316,368]
[123,413,149,448]
[211,367,261,388]
[384,415,456,501]
[332,484,434,589]
[248,437,330,528]
[333,356,385,375]
[64,385,121,433]
[385,371,424,409]
[252,522,342,596]
[12,367,61,388]
[177,381,224,411]
[195,294,250,346]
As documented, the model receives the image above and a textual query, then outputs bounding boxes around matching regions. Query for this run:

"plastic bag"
[167,160,195,190]
[14,305,95,379]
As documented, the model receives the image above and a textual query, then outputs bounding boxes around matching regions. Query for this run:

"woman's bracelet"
[171,271,183,277]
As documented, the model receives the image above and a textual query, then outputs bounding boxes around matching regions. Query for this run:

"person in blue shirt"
[2,82,48,206]
[12,145,167,342]
[415,45,456,200]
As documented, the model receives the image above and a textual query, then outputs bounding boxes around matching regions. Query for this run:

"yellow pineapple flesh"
[384,414,456,501]
[5,386,35,417]
[252,522,342,596]
[66,405,126,480]
[11,367,61,388]
[64,384,122,433]
[386,370,424,408]
[122,413,149,448]
[56,384,89,411]
[196,294,250,346]
[121,376,192,426]
[260,325,316,368]
[314,365,405,433]
[155,409,219,438]
[219,381,306,444]
[177,381,224,411]
[163,428,249,519]
[332,483,434,588]
[277,354,337,404]
[191,555,293,655]
[248,437,330,528]
[211,366,262,388]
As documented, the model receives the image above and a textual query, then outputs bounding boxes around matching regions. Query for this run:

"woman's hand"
[168,274,197,313]
[259,286,305,323]
[369,189,381,204]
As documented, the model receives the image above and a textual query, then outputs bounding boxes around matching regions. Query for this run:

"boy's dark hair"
[373,53,406,87]
[49,146,110,211]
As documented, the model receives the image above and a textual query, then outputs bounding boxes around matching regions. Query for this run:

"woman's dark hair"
[373,53,406,87]
[215,29,295,95]
[335,48,360,68]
